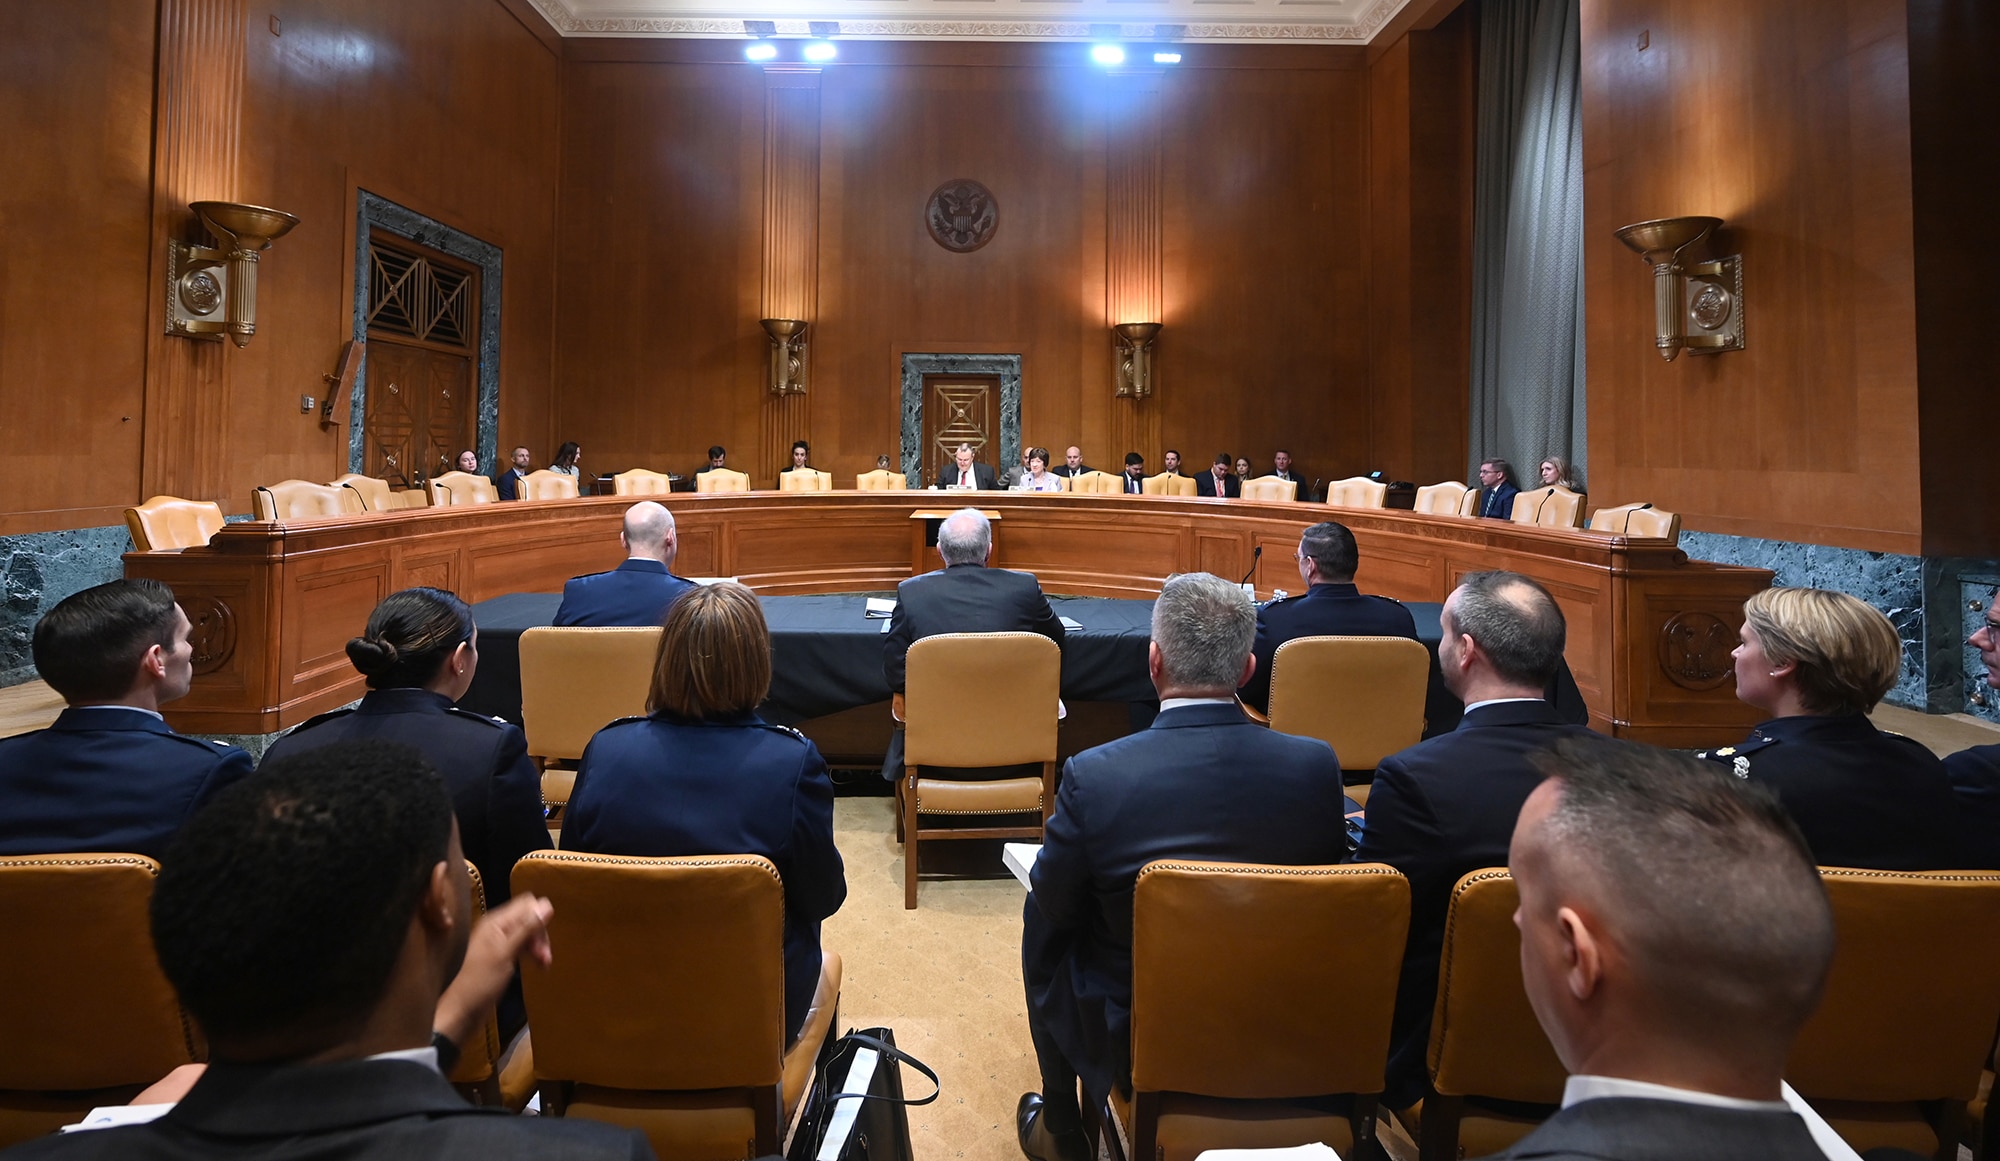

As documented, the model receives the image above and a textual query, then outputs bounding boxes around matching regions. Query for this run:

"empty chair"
[518,627,660,816]
[778,468,832,492]
[1072,470,1125,495]
[1241,476,1300,502]
[900,632,1060,909]
[1101,860,1411,1161]
[612,469,673,496]
[388,488,431,509]
[1142,473,1196,497]
[513,851,842,1160]
[1413,482,1472,516]
[1457,486,1481,518]
[330,473,395,512]
[1510,487,1584,529]
[427,470,500,506]
[448,862,536,1110]
[253,479,364,520]
[0,854,199,1147]
[856,469,908,491]
[695,468,751,494]
[1585,503,1644,533]
[519,469,581,501]
[1625,506,1679,541]
[1267,636,1431,792]
[125,496,224,552]
[1327,477,1389,508]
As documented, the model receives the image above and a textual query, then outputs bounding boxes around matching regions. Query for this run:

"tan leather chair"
[695,468,751,494]
[778,468,832,492]
[1585,502,1640,533]
[428,470,500,506]
[1105,860,1411,1161]
[449,862,536,1110]
[856,469,908,491]
[125,496,224,552]
[1417,869,1566,1161]
[1328,477,1389,508]
[330,473,395,512]
[519,470,581,501]
[1241,476,1299,502]
[0,854,200,1147]
[1786,868,2000,1158]
[899,632,1060,909]
[519,627,660,803]
[1267,636,1430,799]
[1142,473,1196,497]
[1413,482,1471,516]
[1073,470,1125,495]
[1509,487,1584,529]
[512,851,842,1161]
[612,469,673,496]
[389,488,431,509]
[1457,486,1481,518]
[1625,506,1679,542]
[252,479,365,520]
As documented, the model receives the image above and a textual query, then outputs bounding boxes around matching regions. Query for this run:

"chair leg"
[1418,1093,1462,1161]
[1131,1091,1159,1161]
[903,769,919,910]
[1040,760,1057,826]
[753,1083,782,1157]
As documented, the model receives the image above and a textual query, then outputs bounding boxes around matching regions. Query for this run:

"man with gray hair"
[1016,573,1351,1161]
[1353,569,1592,1111]
[1487,735,1834,1160]
[553,501,694,626]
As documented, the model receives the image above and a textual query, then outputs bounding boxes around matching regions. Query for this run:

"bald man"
[553,502,695,627]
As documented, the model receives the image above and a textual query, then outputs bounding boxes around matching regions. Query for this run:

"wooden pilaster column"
[758,66,821,487]
[1107,80,1163,463]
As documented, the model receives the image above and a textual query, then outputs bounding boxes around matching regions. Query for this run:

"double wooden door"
[923,374,1001,486]
[361,340,472,488]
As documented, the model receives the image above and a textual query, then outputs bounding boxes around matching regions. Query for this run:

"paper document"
[61,1104,175,1133]
[865,597,897,619]
[1194,1145,1340,1161]
[1059,617,1083,631]
[1004,842,1042,890]
[816,1045,881,1161]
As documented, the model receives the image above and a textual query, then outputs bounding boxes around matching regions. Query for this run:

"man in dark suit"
[1270,448,1304,493]
[1051,446,1092,479]
[553,501,695,627]
[1946,588,2000,867]
[1161,448,1185,477]
[1475,456,1521,520]
[943,442,998,490]
[884,508,1064,693]
[492,445,531,500]
[0,579,251,861]
[1017,573,1351,1161]
[1354,570,1592,1110]
[1194,453,1241,498]
[1120,452,1146,493]
[1239,520,1418,714]
[7,740,649,1160]
[1484,736,1836,1161]
[689,444,729,487]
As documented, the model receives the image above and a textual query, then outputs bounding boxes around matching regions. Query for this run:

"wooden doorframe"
[921,374,1003,486]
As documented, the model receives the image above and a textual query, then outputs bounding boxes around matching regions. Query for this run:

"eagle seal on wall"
[925,179,998,253]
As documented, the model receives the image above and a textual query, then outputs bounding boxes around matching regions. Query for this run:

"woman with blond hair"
[1537,455,1582,493]
[1697,586,1963,869]
[564,581,846,1043]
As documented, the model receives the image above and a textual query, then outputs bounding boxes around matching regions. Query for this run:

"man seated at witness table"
[1945,586,2000,868]
[1475,456,1521,520]
[1160,448,1185,477]
[945,442,998,490]
[4,740,650,1161]
[1194,452,1241,498]
[1270,448,1303,492]
[1052,447,1091,478]
[1239,521,1419,716]
[0,579,251,861]
[552,501,694,627]
[1016,573,1350,1161]
[1487,735,1839,1161]
[1120,452,1146,494]
[494,445,531,500]
[1353,570,1592,1112]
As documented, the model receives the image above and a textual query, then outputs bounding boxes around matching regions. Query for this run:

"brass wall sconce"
[760,318,808,394]
[1613,216,1744,361]
[1113,322,1161,397]
[167,201,300,347]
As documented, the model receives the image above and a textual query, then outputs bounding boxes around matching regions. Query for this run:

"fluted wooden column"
[1107,81,1163,462]
[759,67,821,487]
[142,0,245,505]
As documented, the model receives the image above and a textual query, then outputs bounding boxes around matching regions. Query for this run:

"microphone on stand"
[1310,478,1323,503]
[1239,544,1263,587]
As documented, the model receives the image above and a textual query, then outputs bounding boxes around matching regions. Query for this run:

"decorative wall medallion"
[183,594,237,675]
[925,180,998,253]
[1657,611,1733,690]
[1689,282,1732,331]
[178,270,223,316]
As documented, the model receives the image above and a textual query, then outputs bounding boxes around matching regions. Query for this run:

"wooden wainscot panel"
[726,505,909,593]
[1615,559,1772,748]
[280,551,393,716]
[394,544,464,594]
[1196,529,1253,581]
[123,548,281,734]
[676,522,721,576]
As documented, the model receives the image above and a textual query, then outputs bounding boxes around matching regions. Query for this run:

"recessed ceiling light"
[1090,43,1126,65]
[803,40,837,61]
[746,42,779,60]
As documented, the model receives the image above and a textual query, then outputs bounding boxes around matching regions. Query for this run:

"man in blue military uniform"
[1239,520,1419,714]
[0,578,252,860]
[553,501,695,627]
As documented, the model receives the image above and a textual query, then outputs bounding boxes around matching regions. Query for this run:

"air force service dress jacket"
[564,710,846,1044]
[1239,582,1419,715]
[1024,701,1349,1102]
[262,688,552,907]
[0,706,252,861]
[553,558,696,628]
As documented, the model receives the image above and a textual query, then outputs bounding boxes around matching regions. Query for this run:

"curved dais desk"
[124,491,1772,746]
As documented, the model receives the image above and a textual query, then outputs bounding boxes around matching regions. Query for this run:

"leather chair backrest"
[0,854,198,1091]
[1268,636,1430,770]
[1586,503,1642,533]
[513,852,786,1091]
[1074,471,1124,495]
[1535,487,1584,529]
[696,469,751,494]
[519,627,661,763]
[427,471,499,506]
[856,469,908,492]
[1131,860,1409,1099]
[612,469,672,496]
[389,488,430,509]
[1625,506,1679,541]
[1426,869,1567,1102]
[779,469,833,492]
[125,496,224,552]
[1241,476,1299,502]
[1787,868,2000,1102]
[1327,477,1388,508]
[1414,482,1471,515]
[253,479,364,521]
[1142,473,1196,496]
[447,862,505,1088]
[520,470,581,501]
[905,632,1060,768]
[1457,486,1481,518]
[330,473,393,512]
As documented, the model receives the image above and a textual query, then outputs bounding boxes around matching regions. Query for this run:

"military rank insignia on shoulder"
[1695,735,1776,779]
[758,723,809,744]
[444,706,509,729]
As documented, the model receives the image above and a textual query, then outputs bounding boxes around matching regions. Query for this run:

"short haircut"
[937,508,992,566]
[1125,452,1144,466]
[1742,587,1902,715]
[1274,449,1291,457]
[1298,522,1359,581]
[623,501,675,553]
[1165,448,1181,459]
[1529,735,1834,1045]
[153,740,455,1050]
[707,445,726,459]
[1449,570,1566,686]
[877,454,893,468]
[1027,446,1049,467]
[1152,572,1256,692]
[1480,456,1517,486]
[648,581,771,718]
[1213,453,1231,466]
[514,446,530,454]
[34,579,181,702]
[347,588,475,690]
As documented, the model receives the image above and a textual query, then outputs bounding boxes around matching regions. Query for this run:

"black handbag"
[786,1027,940,1161]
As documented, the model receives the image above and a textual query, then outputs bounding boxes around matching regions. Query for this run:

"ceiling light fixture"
[803,40,837,61]
[1090,43,1126,65]
[745,42,778,60]
[1152,51,1181,63]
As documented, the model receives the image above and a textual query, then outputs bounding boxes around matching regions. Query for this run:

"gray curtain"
[1468,0,1586,486]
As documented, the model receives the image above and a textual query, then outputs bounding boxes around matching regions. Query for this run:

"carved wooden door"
[923,375,1000,486]
[360,232,479,487]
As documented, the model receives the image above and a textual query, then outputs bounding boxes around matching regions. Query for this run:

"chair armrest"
[1238,697,1269,726]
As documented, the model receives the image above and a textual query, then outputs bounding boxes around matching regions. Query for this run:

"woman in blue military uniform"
[1697,586,1965,870]
[564,581,846,1044]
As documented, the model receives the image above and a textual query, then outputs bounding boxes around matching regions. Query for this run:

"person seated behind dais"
[564,581,845,1045]
[1944,587,2000,869]
[553,501,695,627]
[0,579,251,861]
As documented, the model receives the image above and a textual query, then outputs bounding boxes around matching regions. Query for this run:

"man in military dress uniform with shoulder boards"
[1238,520,1419,715]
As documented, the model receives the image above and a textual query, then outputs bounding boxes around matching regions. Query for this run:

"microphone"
[1239,544,1262,586]
[1310,478,1322,503]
